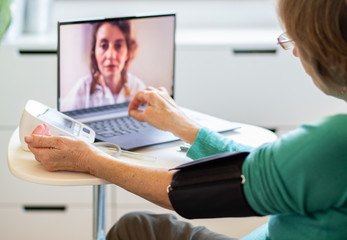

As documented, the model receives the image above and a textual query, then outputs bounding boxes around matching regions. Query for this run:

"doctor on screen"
[62,20,146,111]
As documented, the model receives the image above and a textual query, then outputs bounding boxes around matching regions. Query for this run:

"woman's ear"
[292,46,299,57]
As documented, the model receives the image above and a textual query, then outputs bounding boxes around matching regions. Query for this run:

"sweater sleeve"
[242,115,347,216]
[184,116,347,239]
[186,127,254,160]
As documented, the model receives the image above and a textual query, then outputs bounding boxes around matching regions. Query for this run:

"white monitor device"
[19,100,95,151]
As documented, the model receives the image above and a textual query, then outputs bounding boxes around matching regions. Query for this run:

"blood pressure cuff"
[168,151,260,219]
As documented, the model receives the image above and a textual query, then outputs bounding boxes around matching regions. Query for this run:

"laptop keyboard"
[66,103,129,117]
[86,117,150,138]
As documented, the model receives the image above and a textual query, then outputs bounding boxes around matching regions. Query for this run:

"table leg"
[93,185,106,240]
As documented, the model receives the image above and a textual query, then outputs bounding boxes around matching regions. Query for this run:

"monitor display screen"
[58,14,175,112]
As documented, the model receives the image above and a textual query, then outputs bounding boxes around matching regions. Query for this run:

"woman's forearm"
[89,154,175,210]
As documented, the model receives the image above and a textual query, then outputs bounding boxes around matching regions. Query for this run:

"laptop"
[58,13,239,150]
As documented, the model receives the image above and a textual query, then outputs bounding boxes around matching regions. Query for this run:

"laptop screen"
[58,13,176,112]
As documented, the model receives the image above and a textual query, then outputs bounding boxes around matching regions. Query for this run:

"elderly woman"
[26,0,347,239]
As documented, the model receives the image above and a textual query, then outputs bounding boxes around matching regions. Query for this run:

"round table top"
[7,123,277,186]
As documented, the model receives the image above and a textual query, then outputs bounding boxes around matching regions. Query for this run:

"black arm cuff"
[168,151,260,219]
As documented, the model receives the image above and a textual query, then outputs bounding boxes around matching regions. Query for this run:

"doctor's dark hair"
[277,0,347,97]
[89,20,138,95]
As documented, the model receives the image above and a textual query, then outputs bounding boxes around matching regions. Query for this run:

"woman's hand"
[25,124,175,210]
[128,87,201,144]
[25,124,102,173]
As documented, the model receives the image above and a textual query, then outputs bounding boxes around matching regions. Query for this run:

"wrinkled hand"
[128,87,201,144]
[25,124,101,173]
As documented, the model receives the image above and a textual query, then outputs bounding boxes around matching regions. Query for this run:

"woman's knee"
[118,211,150,225]
[106,211,156,240]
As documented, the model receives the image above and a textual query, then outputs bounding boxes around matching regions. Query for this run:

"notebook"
[58,13,239,150]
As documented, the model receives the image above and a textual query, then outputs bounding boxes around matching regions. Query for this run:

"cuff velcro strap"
[168,151,259,219]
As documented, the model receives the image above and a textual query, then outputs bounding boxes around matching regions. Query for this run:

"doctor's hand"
[25,125,103,173]
[128,87,201,144]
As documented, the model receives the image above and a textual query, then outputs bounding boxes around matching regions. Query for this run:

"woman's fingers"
[25,134,65,149]
[128,86,201,143]
[24,125,103,173]
[26,134,95,172]
[128,91,148,114]
[129,109,146,122]
[129,88,163,120]
[31,124,52,136]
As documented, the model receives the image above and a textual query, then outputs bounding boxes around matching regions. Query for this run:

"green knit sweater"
[187,114,347,239]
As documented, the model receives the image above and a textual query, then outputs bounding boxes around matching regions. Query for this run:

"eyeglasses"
[277,32,295,50]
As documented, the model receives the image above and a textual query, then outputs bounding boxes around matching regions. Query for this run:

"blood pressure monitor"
[19,100,95,151]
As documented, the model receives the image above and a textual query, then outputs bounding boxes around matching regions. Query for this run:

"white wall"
[52,0,280,30]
